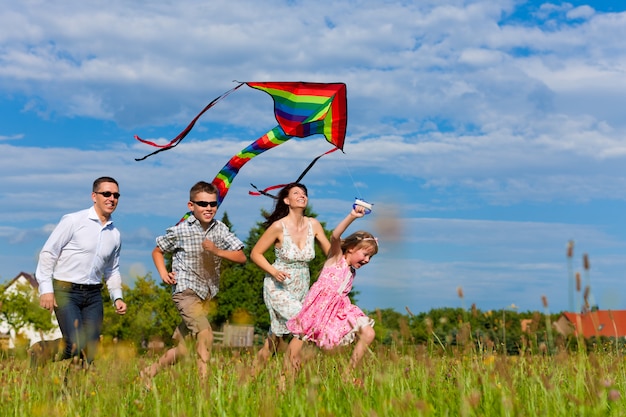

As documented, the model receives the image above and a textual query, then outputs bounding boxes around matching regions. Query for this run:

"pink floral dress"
[287,256,374,349]
[263,220,315,336]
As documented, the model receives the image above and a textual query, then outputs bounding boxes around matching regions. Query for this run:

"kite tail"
[249,147,341,198]
[134,82,245,161]
[249,183,284,199]
[212,126,292,205]
[176,211,192,225]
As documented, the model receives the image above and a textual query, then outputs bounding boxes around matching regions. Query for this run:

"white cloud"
[0,134,23,141]
[567,5,595,20]
[2,0,626,312]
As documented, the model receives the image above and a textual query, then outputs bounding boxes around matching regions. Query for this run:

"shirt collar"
[88,206,113,226]
[186,213,215,230]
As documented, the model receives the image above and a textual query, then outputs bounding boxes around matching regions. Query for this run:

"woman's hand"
[273,269,290,282]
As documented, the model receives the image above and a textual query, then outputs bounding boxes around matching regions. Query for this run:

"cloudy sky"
[2,0,626,316]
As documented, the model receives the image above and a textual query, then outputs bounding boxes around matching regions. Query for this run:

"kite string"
[342,157,364,200]
[342,157,374,214]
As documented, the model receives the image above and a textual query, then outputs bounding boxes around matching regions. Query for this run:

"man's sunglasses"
[192,200,218,208]
[95,191,121,199]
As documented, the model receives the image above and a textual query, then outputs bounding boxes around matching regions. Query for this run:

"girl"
[286,205,377,372]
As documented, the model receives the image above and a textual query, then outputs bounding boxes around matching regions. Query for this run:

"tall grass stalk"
[541,295,555,354]
[2,342,625,416]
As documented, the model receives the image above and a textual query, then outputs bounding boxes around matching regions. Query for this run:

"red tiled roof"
[562,310,626,338]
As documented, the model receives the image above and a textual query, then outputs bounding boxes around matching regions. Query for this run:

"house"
[554,310,626,339]
[0,272,62,349]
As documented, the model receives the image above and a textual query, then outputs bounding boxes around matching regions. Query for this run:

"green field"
[2,341,625,417]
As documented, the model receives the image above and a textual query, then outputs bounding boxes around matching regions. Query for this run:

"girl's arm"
[327,206,366,260]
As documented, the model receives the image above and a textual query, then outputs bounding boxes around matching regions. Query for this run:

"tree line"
[1,208,616,354]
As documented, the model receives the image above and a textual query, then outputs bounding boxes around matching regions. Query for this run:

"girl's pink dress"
[286,257,374,349]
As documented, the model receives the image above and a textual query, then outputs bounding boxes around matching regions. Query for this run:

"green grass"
[2,343,625,416]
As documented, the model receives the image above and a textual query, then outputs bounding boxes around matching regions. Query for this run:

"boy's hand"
[202,239,219,255]
[161,271,177,285]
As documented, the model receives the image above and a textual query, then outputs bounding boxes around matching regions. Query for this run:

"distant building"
[520,319,534,333]
[0,272,62,349]
[554,310,626,339]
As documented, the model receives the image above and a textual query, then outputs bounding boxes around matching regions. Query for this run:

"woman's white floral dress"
[262,219,315,336]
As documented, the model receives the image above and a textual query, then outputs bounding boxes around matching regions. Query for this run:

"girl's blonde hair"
[341,231,378,255]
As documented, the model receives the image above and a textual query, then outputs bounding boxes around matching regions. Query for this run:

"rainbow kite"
[135,81,347,206]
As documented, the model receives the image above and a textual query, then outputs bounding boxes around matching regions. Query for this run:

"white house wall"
[0,274,62,348]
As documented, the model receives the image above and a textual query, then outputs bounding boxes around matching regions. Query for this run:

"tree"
[0,281,55,337]
[371,308,408,345]
[214,212,270,330]
[220,211,235,234]
[214,205,332,332]
[101,273,180,347]
[99,204,360,345]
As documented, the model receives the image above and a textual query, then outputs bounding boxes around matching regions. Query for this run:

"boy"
[142,181,246,381]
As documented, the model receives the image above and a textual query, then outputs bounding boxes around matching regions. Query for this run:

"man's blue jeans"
[53,280,104,364]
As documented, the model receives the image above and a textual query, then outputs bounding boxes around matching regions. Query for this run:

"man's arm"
[35,214,74,296]
[104,243,124,302]
[35,214,74,312]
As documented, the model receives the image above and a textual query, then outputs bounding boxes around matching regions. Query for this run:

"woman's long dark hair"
[263,183,308,228]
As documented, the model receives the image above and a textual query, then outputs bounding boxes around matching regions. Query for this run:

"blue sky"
[2,0,626,316]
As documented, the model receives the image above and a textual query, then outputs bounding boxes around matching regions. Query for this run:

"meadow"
[1,339,625,417]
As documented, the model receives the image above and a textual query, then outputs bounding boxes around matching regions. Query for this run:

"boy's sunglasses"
[95,191,121,199]
[192,200,218,208]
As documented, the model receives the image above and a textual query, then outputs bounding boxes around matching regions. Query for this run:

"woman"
[250,183,331,368]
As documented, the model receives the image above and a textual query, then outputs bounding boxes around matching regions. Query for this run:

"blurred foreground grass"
[1,342,625,417]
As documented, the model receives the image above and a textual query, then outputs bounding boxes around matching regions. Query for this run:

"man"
[36,176,127,367]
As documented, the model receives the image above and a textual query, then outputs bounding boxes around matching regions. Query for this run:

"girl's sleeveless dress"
[263,220,315,336]
[287,256,374,349]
